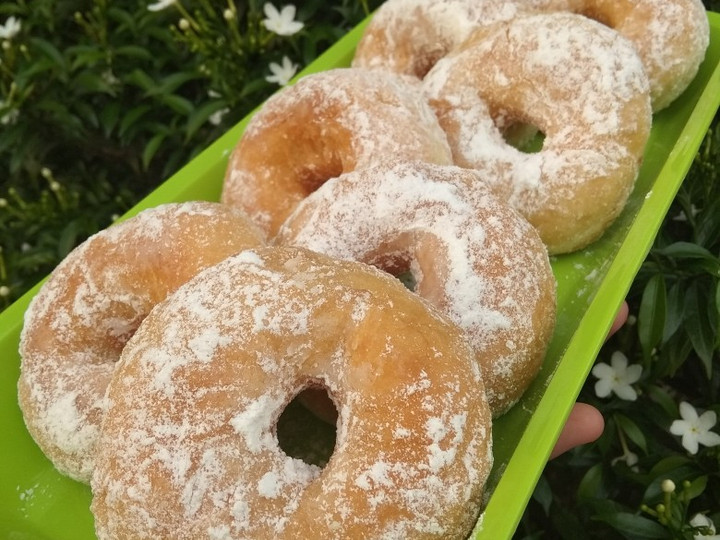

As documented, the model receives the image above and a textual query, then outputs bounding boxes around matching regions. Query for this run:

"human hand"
[549,301,629,459]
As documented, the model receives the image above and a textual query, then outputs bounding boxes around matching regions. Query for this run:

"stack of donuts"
[16,1,710,538]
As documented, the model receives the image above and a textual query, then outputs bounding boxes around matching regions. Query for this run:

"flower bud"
[661,479,675,493]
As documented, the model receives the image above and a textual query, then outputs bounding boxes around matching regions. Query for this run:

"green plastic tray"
[2,12,719,540]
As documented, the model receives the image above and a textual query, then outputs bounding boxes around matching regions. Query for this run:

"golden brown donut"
[555,0,710,111]
[18,201,265,483]
[221,67,452,238]
[91,246,493,540]
[424,12,652,255]
[354,0,709,112]
[352,0,570,78]
[276,161,556,416]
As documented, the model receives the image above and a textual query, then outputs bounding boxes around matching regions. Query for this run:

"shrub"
[517,123,720,538]
[1,1,719,538]
[0,0,381,308]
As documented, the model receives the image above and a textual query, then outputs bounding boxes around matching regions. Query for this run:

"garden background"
[1,1,719,538]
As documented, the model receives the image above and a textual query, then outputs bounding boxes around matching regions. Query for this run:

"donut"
[353,0,709,111]
[18,201,265,483]
[221,67,453,238]
[90,246,493,540]
[352,0,571,78]
[556,0,710,111]
[276,161,556,416]
[423,12,652,255]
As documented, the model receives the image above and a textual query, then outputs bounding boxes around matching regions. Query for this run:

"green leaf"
[683,475,708,500]
[99,102,121,137]
[157,94,194,115]
[113,45,154,62]
[663,282,685,342]
[683,281,717,378]
[638,274,666,360]
[185,100,228,140]
[577,462,604,500]
[118,105,152,139]
[716,280,720,349]
[67,45,108,70]
[657,331,693,377]
[695,196,720,246]
[615,414,648,454]
[126,69,157,92]
[645,384,679,419]
[654,242,720,276]
[648,455,692,478]
[531,474,552,516]
[29,37,69,75]
[146,71,203,96]
[593,512,670,539]
[142,132,167,170]
[644,462,699,502]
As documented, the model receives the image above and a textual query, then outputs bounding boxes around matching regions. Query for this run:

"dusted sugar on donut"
[276,161,556,416]
[221,67,452,238]
[424,12,652,255]
[91,247,493,540]
[556,0,710,111]
[352,0,572,78]
[18,202,265,483]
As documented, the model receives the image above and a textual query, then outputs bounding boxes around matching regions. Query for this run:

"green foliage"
[0,0,381,307]
[2,1,720,538]
[517,120,720,539]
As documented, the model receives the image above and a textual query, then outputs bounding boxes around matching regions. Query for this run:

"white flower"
[673,204,700,222]
[1,108,19,126]
[690,514,720,540]
[611,449,639,471]
[0,16,21,40]
[147,0,177,12]
[265,56,298,86]
[262,3,304,36]
[591,351,642,401]
[209,107,229,126]
[670,402,720,455]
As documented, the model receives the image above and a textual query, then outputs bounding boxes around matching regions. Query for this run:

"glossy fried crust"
[277,161,556,415]
[18,202,265,483]
[91,247,493,540]
[424,13,652,254]
[221,67,452,238]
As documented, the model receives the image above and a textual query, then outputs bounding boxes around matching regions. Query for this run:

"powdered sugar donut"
[221,67,452,238]
[276,161,556,416]
[424,12,652,254]
[352,0,569,78]
[557,0,710,111]
[18,201,265,483]
[91,246,493,540]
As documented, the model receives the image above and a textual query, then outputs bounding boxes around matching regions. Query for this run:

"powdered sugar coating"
[424,12,652,254]
[221,67,452,238]
[91,247,493,539]
[17,201,265,483]
[276,161,556,415]
[556,0,710,111]
[352,0,570,77]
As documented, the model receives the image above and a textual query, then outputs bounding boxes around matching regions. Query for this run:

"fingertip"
[608,301,629,338]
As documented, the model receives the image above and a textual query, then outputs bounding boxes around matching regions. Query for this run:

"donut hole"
[296,152,344,196]
[367,250,419,292]
[576,9,614,28]
[277,384,337,468]
[499,120,545,154]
